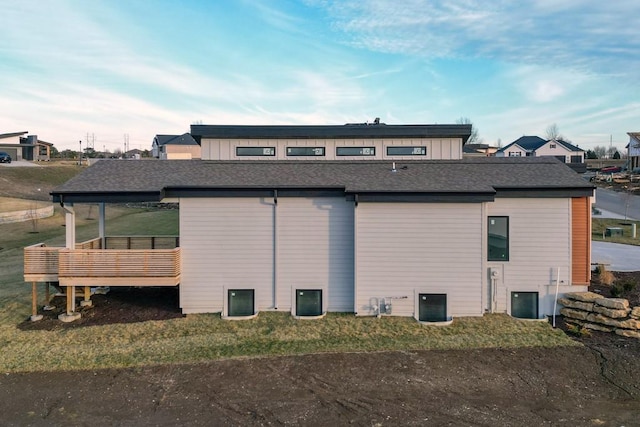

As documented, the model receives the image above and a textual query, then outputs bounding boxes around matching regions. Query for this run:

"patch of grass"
[0,313,578,373]
[592,218,640,246]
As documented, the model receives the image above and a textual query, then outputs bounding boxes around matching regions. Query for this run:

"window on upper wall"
[336,147,375,156]
[286,147,325,156]
[236,147,275,156]
[386,146,427,156]
[488,216,509,261]
[508,151,521,157]
[550,143,556,149]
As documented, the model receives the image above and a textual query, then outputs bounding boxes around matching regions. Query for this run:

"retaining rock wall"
[560,292,640,339]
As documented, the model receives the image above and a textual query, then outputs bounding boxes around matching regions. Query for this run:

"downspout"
[273,190,278,310]
[353,194,358,314]
[98,202,106,249]
[553,267,560,327]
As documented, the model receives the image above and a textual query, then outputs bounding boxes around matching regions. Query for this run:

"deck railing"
[24,243,60,281]
[58,248,181,286]
[24,236,180,286]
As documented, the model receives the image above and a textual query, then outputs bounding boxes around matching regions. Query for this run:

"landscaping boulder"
[594,298,629,310]
[584,323,614,332]
[615,329,640,339]
[631,307,640,319]
[564,292,603,303]
[592,305,631,319]
[561,308,589,321]
[557,298,593,312]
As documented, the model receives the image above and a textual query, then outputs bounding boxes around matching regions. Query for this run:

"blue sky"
[1,0,638,152]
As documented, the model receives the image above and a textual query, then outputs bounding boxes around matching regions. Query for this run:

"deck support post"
[30,282,43,322]
[43,282,54,311]
[80,286,93,307]
[58,286,81,323]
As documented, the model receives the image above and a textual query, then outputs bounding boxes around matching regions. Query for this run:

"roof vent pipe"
[391,162,397,173]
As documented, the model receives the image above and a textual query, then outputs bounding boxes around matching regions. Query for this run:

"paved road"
[592,241,640,272]
[595,187,640,220]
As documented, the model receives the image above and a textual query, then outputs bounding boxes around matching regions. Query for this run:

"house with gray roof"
[26,123,594,324]
[0,132,53,161]
[152,133,200,159]
[496,135,586,172]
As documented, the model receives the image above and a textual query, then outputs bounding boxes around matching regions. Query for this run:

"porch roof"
[51,157,595,204]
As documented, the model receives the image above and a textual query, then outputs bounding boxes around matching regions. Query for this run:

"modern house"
[0,132,53,161]
[496,136,586,172]
[25,123,594,323]
[152,133,201,159]
[626,132,640,170]
[462,143,499,157]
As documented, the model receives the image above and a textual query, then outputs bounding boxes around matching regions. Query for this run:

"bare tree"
[545,123,560,141]
[593,145,607,159]
[456,117,481,144]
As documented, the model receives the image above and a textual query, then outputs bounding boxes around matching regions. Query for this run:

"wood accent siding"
[571,197,591,285]
[201,138,462,160]
[277,198,354,312]
[355,203,483,317]
[487,198,571,312]
[179,198,275,313]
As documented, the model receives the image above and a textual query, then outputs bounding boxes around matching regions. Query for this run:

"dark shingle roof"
[191,124,473,144]
[555,139,584,152]
[498,136,584,153]
[51,157,593,203]
[498,136,546,153]
[153,133,198,146]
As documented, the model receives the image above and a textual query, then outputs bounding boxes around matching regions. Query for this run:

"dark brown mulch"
[18,286,183,331]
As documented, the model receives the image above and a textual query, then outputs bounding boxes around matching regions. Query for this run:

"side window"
[488,216,509,261]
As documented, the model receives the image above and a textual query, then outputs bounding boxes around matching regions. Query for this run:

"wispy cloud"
[310,0,640,77]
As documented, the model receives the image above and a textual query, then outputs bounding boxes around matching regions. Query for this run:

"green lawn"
[592,218,640,246]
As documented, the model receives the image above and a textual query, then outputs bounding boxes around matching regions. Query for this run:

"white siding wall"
[355,203,483,317]
[179,198,275,313]
[487,198,571,316]
[201,138,462,160]
[534,141,572,162]
[277,198,354,312]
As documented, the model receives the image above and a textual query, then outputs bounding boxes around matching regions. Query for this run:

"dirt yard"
[4,280,640,426]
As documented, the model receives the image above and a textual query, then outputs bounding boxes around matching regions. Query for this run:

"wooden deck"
[24,236,181,286]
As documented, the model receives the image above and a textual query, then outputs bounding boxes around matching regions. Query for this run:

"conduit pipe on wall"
[273,190,278,310]
[553,267,560,327]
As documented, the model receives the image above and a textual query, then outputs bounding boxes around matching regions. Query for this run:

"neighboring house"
[462,143,499,157]
[0,132,53,161]
[152,133,200,159]
[626,132,640,170]
[26,123,594,324]
[496,136,586,172]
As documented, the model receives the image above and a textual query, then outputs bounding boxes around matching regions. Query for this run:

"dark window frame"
[236,147,276,156]
[336,146,376,156]
[488,216,509,261]
[386,146,427,156]
[286,147,326,156]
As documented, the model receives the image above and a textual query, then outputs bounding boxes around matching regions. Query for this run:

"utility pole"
[79,140,82,165]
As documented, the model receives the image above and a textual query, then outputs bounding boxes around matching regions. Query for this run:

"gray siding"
[486,198,571,316]
[355,203,483,317]
[277,197,354,312]
[201,138,462,160]
[179,198,274,313]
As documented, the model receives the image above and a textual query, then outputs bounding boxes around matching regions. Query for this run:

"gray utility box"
[605,227,623,237]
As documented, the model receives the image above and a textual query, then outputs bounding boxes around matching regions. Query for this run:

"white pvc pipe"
[552,267,560,327]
